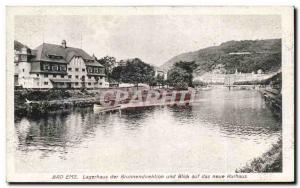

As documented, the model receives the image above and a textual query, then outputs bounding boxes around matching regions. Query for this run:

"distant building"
[15,40,109,89]
[257,69,263,74]
[194,70,278,85]
[229,52,251,55]
[154,68,167,80]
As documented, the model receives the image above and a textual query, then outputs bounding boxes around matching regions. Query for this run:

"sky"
[15,15,281,66]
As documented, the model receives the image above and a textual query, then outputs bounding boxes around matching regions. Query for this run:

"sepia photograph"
[6,6,294,183]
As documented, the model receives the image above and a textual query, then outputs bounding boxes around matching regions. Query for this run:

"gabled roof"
[30,43,103,67]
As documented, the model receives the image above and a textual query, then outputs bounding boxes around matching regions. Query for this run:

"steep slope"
[161,39,281,74]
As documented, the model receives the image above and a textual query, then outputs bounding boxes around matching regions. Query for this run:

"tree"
[111,66,123,83]
[120,58,155,88]
[168,61,197,88]
[97,56,117,78]
[174,61,197,74]
[167,67,190,90]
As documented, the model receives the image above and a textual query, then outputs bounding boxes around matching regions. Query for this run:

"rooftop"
[29,41,103,67]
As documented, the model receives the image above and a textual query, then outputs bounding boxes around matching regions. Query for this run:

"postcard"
[6,6,294,183]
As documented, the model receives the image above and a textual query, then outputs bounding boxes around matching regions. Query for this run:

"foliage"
[261,72,282,87]
[15,89,71,102]
[167,61,197,89]
[111,58,155,86]
[167,66,190,89]
[173,61,198,74]
[236,139,282,173]
[97,56,117,78]
[162,39,282,74]
[110,66,123,83]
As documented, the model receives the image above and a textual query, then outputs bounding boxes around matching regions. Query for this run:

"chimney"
[92,53,97,60]
[61,40,67,48]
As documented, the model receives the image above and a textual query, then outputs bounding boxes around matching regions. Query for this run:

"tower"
[61,40,67,48]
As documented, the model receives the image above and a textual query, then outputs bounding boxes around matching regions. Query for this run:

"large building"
[14,40,109,89]
[193,69,280,85]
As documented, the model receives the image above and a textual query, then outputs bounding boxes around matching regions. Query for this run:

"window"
[75,75,79,79]
[48,55,63,60]
[60,65,67,71]
[75,68,79,72]
[82,68,85,72]
[100,82,102,85]
[44,82,48,85]
[88,67,93,73]
[37,74,39,77]
[68,68,72,71]
[88,76,92,79]
[44,74,48,78]
[53,75,57,78]
[22,69,25,72]
[94,68,99,73]
[68,75,72,78]
[21,55,27,61]
[61,75,64,78]
[52,65,58,71]
[43,64,50,70]
[88,82,91,86]
[75,82,79,86]
[59,83,64,86]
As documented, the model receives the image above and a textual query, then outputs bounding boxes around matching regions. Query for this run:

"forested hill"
[161,39,281,74]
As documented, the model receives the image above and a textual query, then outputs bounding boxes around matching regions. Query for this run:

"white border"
[5,6,295,183]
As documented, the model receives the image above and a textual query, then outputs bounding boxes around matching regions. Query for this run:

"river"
[14,88,281,173]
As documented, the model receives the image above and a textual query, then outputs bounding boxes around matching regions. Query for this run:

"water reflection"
[14,88,281,173]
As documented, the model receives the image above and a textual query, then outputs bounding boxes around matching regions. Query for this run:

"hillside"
[161,39,281,74]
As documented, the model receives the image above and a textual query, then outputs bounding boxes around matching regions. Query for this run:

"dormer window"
[43,64,50,70]
[52,65,58,71]
[59,65,67,71]
[47,54,63,60]
[84,59,93,63]
[87,67,93,73]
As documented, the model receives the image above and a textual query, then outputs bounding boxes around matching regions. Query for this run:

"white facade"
[14,42,108,89]
[67,57,108,89]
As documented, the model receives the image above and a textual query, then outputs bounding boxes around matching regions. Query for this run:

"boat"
[93,103,104,111]
[93,103,122,113]
[196,85,212,91]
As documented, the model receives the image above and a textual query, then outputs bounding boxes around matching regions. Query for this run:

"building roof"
[30,42,103,67]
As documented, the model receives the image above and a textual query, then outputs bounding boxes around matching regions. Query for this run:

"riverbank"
[236,139,282,173]
[14,87,184,117]
[260,88,282,119]
[14,89,97,117]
